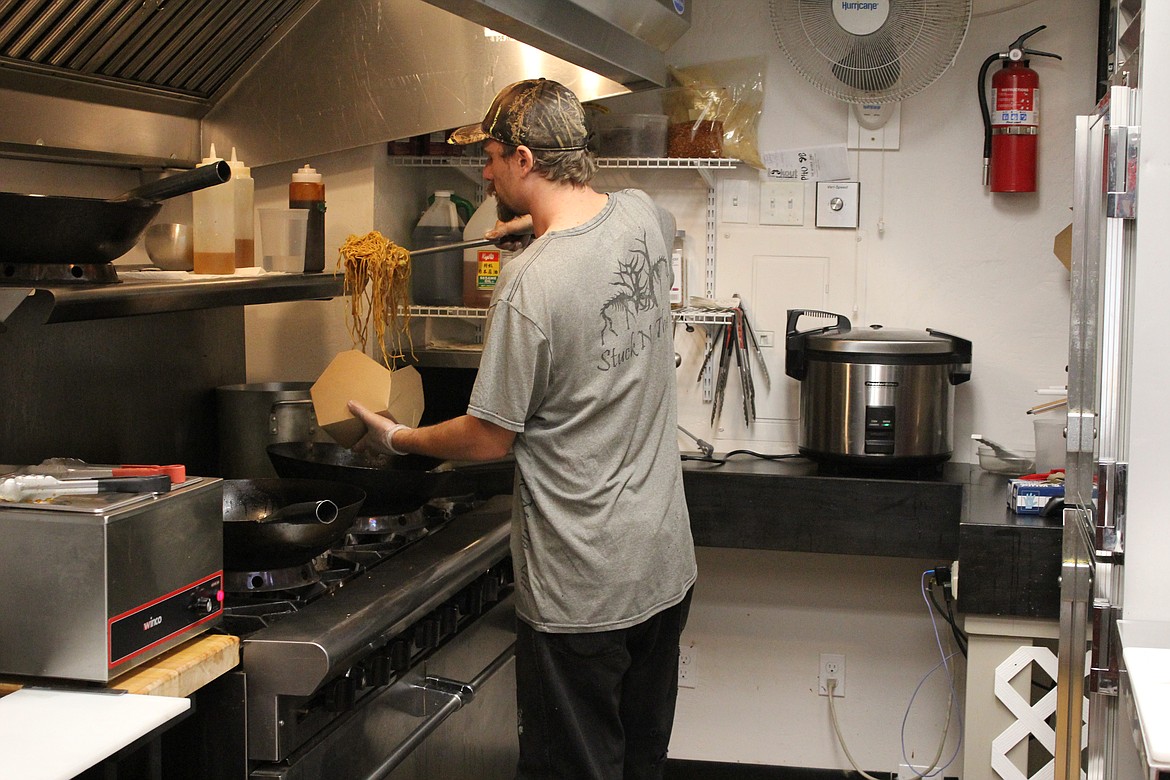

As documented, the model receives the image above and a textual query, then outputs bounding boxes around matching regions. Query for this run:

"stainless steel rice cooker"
[785,310,972,466]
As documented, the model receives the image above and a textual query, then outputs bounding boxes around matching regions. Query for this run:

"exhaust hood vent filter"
[0,0,309,100]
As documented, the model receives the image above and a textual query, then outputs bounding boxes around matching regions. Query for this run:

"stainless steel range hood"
[0,0,688,169]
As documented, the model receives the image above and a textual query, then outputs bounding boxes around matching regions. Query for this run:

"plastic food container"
[977,445,1035,476]
[591,114,668,157]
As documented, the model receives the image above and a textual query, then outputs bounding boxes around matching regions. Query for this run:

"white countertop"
[1120,619,1170,771]
[0,687,189,780]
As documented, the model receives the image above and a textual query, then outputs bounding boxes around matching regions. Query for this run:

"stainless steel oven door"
[250,593,518,780]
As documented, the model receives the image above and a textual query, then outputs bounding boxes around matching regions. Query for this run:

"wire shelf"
[407,305,735,325]
[386,156,739,170]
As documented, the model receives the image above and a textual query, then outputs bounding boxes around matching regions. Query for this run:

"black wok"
[0,160,230,265]
[222,478,366,571]
[266,442,515,516]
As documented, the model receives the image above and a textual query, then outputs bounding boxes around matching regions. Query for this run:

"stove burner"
[225,561,321,593]
[1,262,120,284]
[348,508,427,536]
[220,495,489,638]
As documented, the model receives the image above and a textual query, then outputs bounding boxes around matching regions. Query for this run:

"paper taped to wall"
[762,144,850,182]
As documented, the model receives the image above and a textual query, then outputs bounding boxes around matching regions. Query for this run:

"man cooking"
[348,78,696,780]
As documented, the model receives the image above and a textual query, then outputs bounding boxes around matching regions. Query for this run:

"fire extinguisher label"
[993,88,1039,127]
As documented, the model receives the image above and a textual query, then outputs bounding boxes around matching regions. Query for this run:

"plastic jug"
[228,148,254,267]
[463,196,515,307]
[192,143,235,274]
[411,190,464,305]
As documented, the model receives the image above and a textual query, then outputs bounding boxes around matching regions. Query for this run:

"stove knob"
[439,604,459,637]
[483,574,500,603]
[324,674,357,712]
[416,617,439,651]
[389,639,412,673]
[466,585,485,617]
[370,653,392,687]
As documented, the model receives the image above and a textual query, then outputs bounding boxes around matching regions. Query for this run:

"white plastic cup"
[1033,414,1067,473]
[259,208,309,273]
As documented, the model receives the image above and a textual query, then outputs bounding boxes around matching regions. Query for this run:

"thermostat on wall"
[815,181,860,229]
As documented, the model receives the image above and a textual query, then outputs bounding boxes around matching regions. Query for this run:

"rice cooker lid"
[806,324,959,357]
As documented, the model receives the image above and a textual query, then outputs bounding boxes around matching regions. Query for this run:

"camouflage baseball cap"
[448,79,590,151]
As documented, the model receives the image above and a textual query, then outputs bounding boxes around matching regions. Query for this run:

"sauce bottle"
[670,230,687,309]
[289,164,326,273]
[462,195,514,307]
[228,148,254,267]
[192,144,235,274]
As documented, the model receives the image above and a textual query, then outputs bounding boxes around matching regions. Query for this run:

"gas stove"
[220,492,516,777]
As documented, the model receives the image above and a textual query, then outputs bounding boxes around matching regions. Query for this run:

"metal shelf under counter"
[0,271,344,327]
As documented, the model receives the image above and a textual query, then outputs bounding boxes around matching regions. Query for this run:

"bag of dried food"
[663,58,765,168]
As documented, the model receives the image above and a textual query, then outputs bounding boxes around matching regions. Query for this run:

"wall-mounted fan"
[770,0,971,128]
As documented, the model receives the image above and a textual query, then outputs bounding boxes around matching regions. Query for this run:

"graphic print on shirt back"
[597,230,672,372]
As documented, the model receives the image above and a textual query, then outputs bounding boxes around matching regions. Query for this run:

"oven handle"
[362,641,516,780]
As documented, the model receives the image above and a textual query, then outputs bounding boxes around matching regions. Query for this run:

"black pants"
[514,589,693,780]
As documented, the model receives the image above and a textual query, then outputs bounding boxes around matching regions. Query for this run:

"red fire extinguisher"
[978,26,1061,193]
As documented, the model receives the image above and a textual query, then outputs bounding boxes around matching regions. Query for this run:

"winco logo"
[833,0,889,35]
[865,380,899,388]
[143,615,163,631]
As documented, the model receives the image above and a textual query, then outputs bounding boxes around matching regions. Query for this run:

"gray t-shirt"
[468,189,697,633]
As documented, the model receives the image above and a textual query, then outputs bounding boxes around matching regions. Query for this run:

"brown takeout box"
[310,350,424,448]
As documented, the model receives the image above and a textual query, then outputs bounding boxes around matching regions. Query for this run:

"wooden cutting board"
[0,633,240,699]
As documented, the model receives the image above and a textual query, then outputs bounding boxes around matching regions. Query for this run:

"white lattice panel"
[990,646,1089,780]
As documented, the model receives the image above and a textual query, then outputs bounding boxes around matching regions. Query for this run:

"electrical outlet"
[678,645,697,688]
[896,763,934,779]
[818,653,845,697]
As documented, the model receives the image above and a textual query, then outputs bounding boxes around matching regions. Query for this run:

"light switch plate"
[760,181,804,225]
[722,179,750,223]
[815,181,860,229]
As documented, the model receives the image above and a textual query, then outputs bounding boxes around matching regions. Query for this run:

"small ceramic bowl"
[144,223,193,271]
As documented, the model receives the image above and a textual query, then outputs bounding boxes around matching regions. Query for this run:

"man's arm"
[348,401,515,462]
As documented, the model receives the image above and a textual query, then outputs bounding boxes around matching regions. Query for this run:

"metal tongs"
[0,474,171,502]
[695,296,771,428]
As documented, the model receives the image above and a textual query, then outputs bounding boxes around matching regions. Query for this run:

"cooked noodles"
[337,231,412,365]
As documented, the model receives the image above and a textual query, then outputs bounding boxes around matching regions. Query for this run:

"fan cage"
[770,0,971,103]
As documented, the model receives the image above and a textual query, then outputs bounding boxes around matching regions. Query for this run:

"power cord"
[925,567,967,658]
[680,450,807,465]
[822,570,964,779]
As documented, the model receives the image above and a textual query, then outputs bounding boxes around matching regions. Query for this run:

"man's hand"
[486,214,534,253]
[347,400,410,455]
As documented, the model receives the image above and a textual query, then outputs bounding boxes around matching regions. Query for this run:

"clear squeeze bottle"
[411,190,464,305]
[228,148,254,267]
[289,164,326,273]
[192,144,235,274]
